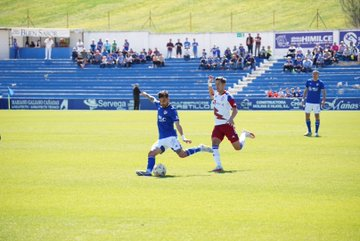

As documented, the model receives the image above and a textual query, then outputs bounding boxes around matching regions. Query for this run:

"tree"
[339,0,360,27]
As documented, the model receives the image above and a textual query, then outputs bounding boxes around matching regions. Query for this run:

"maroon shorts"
[211,124,239,143]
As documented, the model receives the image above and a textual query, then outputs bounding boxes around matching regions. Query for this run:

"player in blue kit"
[136,90,213,176]
[301,70,326,137]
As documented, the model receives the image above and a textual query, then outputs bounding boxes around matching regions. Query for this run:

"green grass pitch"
[0,110,359,241]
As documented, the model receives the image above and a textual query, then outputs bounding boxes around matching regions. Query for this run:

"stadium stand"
[0,58,358,100]
[0,58,259,99]
[235,61,360,98]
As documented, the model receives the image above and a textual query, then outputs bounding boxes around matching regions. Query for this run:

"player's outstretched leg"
[239,129,255,149]
[177,144,213,158]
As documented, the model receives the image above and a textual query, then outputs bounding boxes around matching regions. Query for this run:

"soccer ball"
[153,163,166,177]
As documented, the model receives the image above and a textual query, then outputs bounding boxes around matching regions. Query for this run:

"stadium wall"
[1,98,359,111]
[1,28,359,59]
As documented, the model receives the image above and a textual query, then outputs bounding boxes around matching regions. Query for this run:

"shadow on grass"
[157,169,251,178]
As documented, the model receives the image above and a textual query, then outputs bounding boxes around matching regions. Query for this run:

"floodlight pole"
[190,12,192,32]
[108,11,110,30]
[309,9,327,29]
[25,9,35,28]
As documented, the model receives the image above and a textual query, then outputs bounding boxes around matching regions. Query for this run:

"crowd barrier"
[1,98,359,111]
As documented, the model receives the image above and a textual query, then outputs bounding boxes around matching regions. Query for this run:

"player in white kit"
[208,75,255,172]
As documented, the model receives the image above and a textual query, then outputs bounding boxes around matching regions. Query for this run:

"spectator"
[285,88,292,97]
[246,33,254,54]
[244,53,256,71]
[100,56,107,68]
[201,48,207,58]
[278,88,285,98]
[285,44,296,58]
[92,50,102,64]
[296,44,303,55]
[44,36,54,60]
[36,40,41,48]
[294,56,304,73]
[166,39,174,59]
[90,39,96,53]
[77,49,88,68]
[124,53,133,67]
[13,38,19,59]
[146,48,153,61]
[123,39,130,52]
[153,47,160,56]
[224,47,232,59]
[323,50,333,65]
[254,33,261,57]
[104,39,111,53]
[184,37,191,52]
[71,47,78,61]
[303,57,313,72]
[97,38,103,52]
[175,39,183,58]
[184,48,191,61]
[259,46,267,59]
[59,38,67,47]
[283,57,294,72]
[211,45,217,58]
[305,49,313,60]
[112,40,117,53]
[132,83,141,110]
[238,43,246,57]
[152,54,161,68]
[76,39,84,53]
[192,38,199,58]
[296,87,302,97]
[315,51,324,68]
[266,46,272,60]
[331,42,339,55]
[30,41,35,48]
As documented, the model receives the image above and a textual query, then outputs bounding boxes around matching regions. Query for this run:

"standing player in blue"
[301,70,326,137]
[136,90,213,176]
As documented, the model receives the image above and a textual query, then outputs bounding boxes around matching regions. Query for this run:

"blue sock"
[146,156,155,173]
[185,147,201,156]
[306,120,312,133]
[315,120,320,133]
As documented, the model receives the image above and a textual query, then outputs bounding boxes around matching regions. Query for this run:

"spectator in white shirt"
[44,37,54,60]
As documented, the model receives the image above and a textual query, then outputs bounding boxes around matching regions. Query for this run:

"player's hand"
[182,135,192,144]
[321,100,325,108]
[227,118,235,126]
[208,75,214,84]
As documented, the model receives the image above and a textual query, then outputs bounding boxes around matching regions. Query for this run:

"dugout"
[0,27,83,59]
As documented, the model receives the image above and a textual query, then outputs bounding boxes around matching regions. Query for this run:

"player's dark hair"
[158,90,169,98]
[215,76,227,83]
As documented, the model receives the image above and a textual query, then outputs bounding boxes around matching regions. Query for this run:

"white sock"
[240,132,246,148]
[212,146,222,168]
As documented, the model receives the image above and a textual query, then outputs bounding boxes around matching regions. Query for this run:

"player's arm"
[174,121,192,144]
[140,91,156,103]
[227,107,238,126]
[302,88,308,107]
[208,75,215,100]
[321,88,326,107]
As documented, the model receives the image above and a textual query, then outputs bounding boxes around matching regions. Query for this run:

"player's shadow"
[207,169,251,174]
[160,169,251,178]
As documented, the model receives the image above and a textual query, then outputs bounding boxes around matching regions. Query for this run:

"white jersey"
[212,90,237,126]
[44,38,54,49]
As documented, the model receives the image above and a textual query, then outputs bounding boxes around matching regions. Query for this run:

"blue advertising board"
[339,30,360,47]
[275,32,333,49]
[1,98,359,111]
